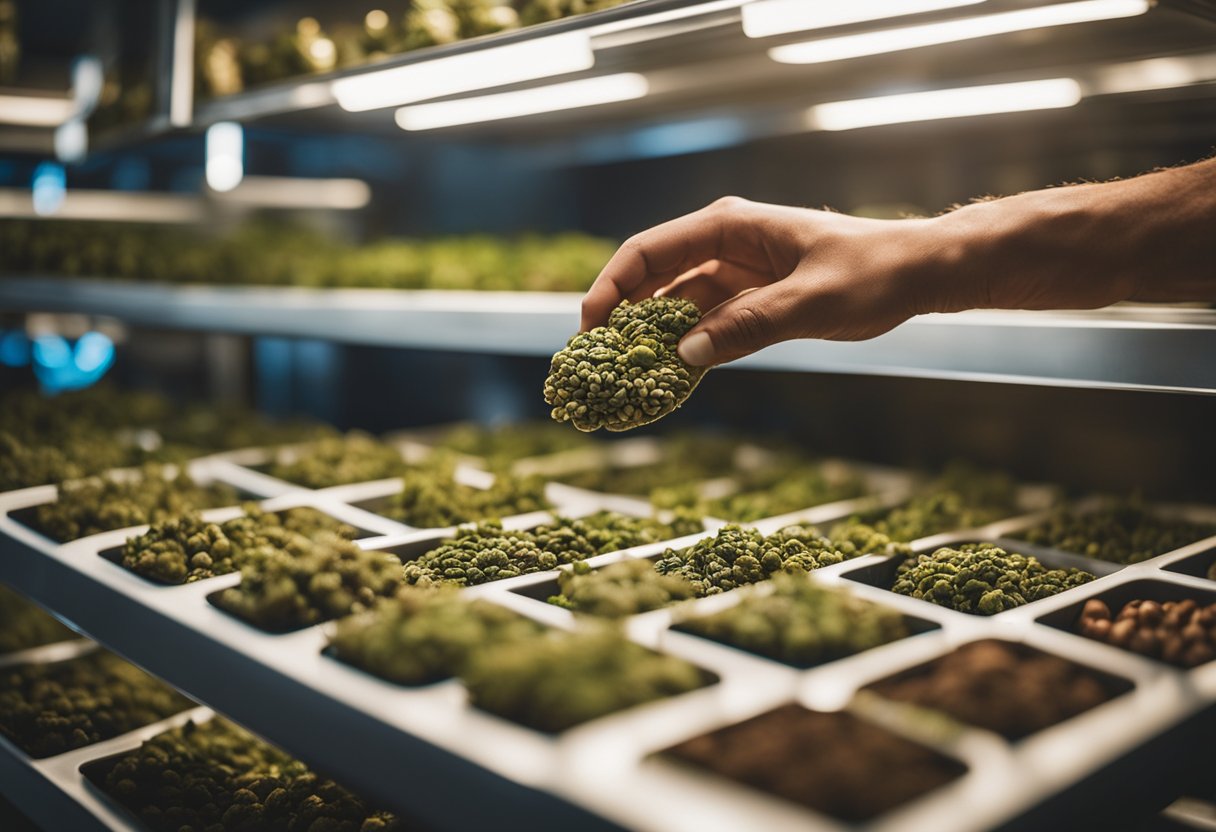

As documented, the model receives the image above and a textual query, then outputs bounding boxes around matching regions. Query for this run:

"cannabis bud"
[892,543,1093,615]
[544,297,706,432]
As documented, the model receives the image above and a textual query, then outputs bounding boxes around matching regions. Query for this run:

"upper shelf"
[3,276,1214,394]
[87,0,1216,153]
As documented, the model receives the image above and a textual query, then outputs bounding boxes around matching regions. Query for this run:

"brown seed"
[1129,629,1161,656]
[1182,622,1207,644]
[1083,618,1112,639]
[1162,635,1185,665]
[1081,599,1111,623]
[1108,618,1136,647]
[1176,599,1198,618]
[1137,601,1163,627]
[1181,642,1214,668]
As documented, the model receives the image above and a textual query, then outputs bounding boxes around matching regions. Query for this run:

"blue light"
[0,330,30,367]
[628,117,749,160]
[73,331,115,374]
[32,162,67,216]
[32,334,72,368]
[31,331,116,393]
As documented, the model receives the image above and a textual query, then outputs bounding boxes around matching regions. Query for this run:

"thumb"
[677,283,798,367]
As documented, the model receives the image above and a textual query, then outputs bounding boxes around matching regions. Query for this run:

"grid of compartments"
[2,429,1216,832]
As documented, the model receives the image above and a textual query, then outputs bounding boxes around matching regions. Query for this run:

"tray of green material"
[1,425,1215,832]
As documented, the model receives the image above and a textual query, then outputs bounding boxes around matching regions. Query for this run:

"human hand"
[580,197,964,367]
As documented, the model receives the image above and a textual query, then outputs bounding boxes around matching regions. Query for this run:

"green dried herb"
[99,717,401,832]
[436,422,595,462]
[462,627,708,732]
[0,584,76,654]
[0,651,193,758]
[381,463,548,528]
[330,588,544,685]
[531,511,702,559]
[264,432,407,488]
[870,464,1022,542]
[214,535,403,632]
[892,543,1093,615]
[654,524,849,597]
[544,297,706,432]
[121,506,357,585]
[28,466,239,543]
[549,559,697,617]
[701,463,868,522]
[402,522,562,587]
[679,573,909,666]
[1017,499,1216,565]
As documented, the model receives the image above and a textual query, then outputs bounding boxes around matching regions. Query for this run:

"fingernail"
[678,331,715,366]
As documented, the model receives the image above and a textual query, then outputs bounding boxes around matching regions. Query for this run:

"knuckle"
[708,195,747,213]
[722,304,771,350]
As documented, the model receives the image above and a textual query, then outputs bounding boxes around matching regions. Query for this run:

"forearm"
[928,158,1216,313]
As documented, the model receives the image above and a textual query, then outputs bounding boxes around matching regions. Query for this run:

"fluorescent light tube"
[743,0,986,39]
[807,78,1082,131]
[770,0,1151,64]
[205,121,244,193]
[213,176,371,210]
[395,73,648,130]
[0,94,75,127]
[333,31,594,112]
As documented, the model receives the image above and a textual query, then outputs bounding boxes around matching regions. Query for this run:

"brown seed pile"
[867,640,1115,740]
[1078,597,1216,668]
[665,705,964,822]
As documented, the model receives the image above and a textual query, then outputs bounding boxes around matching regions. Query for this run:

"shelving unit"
[2,445,1216,832]
[5,1,1216,830]
[2,276,1215,393]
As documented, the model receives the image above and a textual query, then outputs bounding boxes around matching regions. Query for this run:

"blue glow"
[32,334,72,368]
[73,331,115,373]
[0,331,30,367]
[32,162,67,216]
[628,117,749,159]
[31,331,116,393]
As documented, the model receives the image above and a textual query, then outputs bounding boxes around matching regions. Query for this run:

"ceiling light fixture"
[333,31,594,111]
[743,0,986,39]
[769,0,1150,64]
[806,78,1082,131]
[395,73,648,130]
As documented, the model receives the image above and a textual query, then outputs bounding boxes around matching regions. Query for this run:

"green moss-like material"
[462,627,708,732]
[0,585,77,654]
[1017,499,1216,565]
[330,588,545,686]
[0,651,193,758]
[549,559,697,617]
[381,464,549,528]
[120,506,358,585]
[870,464,1023,542]
[214,535,403,632]
[263,433,408,488]
[679,573,909,666]
[99,717,401,832]
[402,523,560,588]
[28,466,239,543]
[544,297,706,432]
[892,543,1093,615]
[654,525,851,597]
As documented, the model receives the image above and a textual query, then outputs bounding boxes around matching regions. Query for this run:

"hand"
[581,196,958,367]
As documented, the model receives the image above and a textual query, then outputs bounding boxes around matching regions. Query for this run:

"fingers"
[656,258,774,312]
[677,281,804,367]
[580,197,754,331]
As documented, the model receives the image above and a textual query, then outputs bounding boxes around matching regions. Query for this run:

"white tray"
[1,445,1214,832]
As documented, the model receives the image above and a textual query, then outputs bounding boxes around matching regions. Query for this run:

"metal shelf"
[2,276,1214,394]
[84,0,1216,153]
